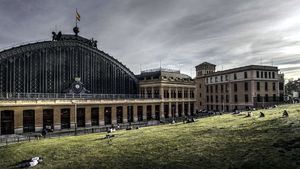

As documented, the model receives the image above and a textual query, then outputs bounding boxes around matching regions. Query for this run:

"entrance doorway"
[43,109,53,130]
[1,110,14,135]
[77,108,85,127]
[91,108,99,126]
[116,106,123,124]
[104,107,112,125]
[23,110,35,133]
[61,109,70,129]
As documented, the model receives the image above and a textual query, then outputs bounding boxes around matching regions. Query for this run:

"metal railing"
[0,93,161,100]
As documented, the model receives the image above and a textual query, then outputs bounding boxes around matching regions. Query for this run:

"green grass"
[1,104,300,169]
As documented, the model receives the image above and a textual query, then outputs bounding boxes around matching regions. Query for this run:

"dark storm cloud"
[0,0,300,79]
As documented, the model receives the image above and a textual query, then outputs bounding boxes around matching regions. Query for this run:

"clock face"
[72,82,83,94]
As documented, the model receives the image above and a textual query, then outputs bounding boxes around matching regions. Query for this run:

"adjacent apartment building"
[195,62,284,112]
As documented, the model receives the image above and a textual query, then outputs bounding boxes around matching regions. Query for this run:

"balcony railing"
[0,93,161,100]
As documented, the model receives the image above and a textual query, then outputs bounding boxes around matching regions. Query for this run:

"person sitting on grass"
[282,110,289,117]
[246,111,252,117]
[259,112,265,118]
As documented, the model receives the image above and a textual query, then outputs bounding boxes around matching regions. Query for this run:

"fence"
[0,93,160,100]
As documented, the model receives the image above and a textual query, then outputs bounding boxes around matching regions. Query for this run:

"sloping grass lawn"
[0,104,299,169]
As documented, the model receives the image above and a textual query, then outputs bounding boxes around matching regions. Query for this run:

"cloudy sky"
[0,0,300,80]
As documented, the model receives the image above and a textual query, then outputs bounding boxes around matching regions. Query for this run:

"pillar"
[53,106,61,130]
[175,102,179,117]
[168,102,172,118]
[14,108,23,134]
[188,102,191,115]
[123,105,128,123]
[160,86,164,99]
[70,106,75,129]
[85,106,92,127]
[143,105,147,121]
[176,88,178,99]
[133,104,138,122]
[35,107,43,132]
[151,87,154,99]
[99,106,105,126]
[160,102,165,119]
[112,105,117,124]
[182,102,185,116]
[151,104,156,119]
[168,87,171,99]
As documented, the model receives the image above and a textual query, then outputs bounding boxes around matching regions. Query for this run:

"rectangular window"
[215,76,218,82]
[257,71,259,78]
[257,82,260,91]
[234,83,237,92]
[221,95,224,102]
[221,85,224,92]
[211,95,213,102]
[226,95,229,103]
[257,94,261,102]
[272,72,275,78]
[216,95,219,103]
[244,82,248,91]
[272,82,276,91]
[265,82,268,91]
[234,95,238,103]
[234,73,237,80]
[215,85,218,93]
[210,86,213,93]
[261,72,263,78]
[225,75,228,81]
[244,72,248,79]
[207,96,209,102]
[245,94,249,103]
[206,86,209,93]
[221,76,223,81]
[268,72,271,78]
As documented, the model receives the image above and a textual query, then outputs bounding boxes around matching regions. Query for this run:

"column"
[151,104,156,119]
[35,107,43,132]
[133,104,138,122]
[168,102,172,118]
[168,87,171,99]
[175,102,179,117]
[123,105,128,123]
[182,88,185,99]
[112,105,117,124]
[85,106,92,127]
[151,87,154,99]
[182,102,185,116]
[144,88,147,98]
[160,86,164,99]
[99,106,105,126]
[143,105,147,121]
[53,106,61,130]
[70,106,75,129]
[160,102,165,119]
[188,88,191,100]
[14,108,23,134]
[188,102,191,115]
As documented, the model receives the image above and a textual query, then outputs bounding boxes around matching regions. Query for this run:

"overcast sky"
[1,0,300,80]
